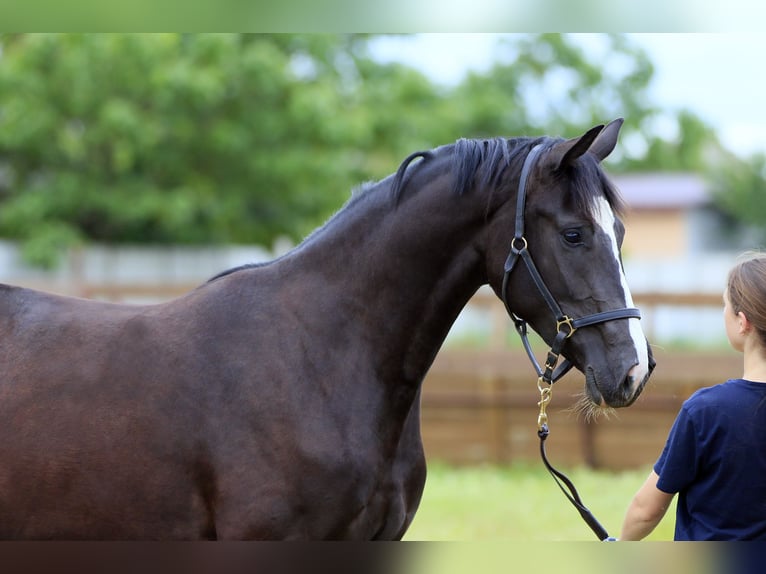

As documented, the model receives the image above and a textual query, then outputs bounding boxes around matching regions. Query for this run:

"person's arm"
[620,470,675,540]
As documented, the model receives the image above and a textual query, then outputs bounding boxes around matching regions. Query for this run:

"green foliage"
[0,33,736,266]
[707,152,766,244]
[449,34,655,138]
[623,109,726,172]
[0,34,379,266]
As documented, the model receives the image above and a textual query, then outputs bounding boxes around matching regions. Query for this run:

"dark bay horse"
[0,119,653,539]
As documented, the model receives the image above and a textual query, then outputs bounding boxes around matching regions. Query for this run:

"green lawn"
[404,462,676,541]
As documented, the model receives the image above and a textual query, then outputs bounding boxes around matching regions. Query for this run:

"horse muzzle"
[585,353,656,408]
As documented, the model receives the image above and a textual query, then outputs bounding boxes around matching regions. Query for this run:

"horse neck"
[290,174,489,384]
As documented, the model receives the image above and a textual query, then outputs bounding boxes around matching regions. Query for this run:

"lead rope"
[536,377,615,541]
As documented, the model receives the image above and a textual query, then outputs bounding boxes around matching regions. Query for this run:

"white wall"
[0,241,273,286]
[0,240,743,346]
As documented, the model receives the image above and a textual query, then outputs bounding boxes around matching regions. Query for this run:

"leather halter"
[500,142,640,542]
[500,143,642,388]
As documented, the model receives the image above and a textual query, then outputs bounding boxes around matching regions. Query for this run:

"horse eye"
[562,229,583,245]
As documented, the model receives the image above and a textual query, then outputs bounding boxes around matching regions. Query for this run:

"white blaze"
[593,197,650,387]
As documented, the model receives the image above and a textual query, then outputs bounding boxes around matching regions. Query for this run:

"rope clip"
[537,377,552,432]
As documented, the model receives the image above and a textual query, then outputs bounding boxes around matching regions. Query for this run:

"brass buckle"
[556,315,576,338]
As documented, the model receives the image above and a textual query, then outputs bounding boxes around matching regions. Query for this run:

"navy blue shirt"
[654,379,766,540]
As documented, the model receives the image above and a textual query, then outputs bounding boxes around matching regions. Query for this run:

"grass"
[403,462,676,541]
[445,329,734,354]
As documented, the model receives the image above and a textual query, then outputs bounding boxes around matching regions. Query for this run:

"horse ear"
[551,124,605,170]
[588,118,624,162]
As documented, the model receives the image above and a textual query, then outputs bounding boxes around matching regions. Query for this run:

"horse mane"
[451,136,625,217]
[210,135,625,282]
[208,259,270,281]
[451,137,532,196]
[394,136,624,218]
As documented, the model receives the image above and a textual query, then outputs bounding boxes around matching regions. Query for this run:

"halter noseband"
[500,143,642,387]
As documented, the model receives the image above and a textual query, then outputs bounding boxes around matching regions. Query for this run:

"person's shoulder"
[683,379,749,411]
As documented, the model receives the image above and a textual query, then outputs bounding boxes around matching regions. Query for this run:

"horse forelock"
[562,153,626,222]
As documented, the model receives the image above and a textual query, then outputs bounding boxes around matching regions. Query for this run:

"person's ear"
[738,311,752,334]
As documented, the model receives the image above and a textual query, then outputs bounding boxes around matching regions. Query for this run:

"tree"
[706,152,766,244]
[0,34,385,266]
[0,33,736,266]
[439,36,646,148]
[443,34,729,174]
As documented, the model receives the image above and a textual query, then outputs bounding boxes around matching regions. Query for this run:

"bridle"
[499,143,641,541]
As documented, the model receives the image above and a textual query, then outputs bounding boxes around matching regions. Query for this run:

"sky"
[369,33,766,158]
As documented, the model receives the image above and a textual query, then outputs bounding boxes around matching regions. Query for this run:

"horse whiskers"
[565,392,618,423]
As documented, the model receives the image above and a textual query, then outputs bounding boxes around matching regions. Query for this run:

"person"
[620,252,766,541]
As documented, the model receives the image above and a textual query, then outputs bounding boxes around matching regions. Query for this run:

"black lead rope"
[539,427,611,541]
[534,363,613,541]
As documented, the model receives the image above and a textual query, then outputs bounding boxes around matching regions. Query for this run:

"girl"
[620,252,766,541]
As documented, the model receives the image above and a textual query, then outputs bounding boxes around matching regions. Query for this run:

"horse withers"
[0,119,653,539]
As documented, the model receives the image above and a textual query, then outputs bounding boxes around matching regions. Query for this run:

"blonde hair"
[727,251,766,347]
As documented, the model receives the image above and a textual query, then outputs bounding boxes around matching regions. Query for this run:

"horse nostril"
[621,374,634,396]
[623,363,650,406]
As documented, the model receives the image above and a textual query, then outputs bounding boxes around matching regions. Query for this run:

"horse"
[0,119,654,539]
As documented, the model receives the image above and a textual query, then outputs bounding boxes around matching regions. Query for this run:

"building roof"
[611,173,710,210]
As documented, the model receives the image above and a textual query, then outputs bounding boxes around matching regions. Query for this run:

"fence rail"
[5,279,734,469]
[468,287,724,348]
[420,347,738,470]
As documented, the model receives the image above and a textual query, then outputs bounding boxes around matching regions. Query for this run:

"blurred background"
[0,33,761,541]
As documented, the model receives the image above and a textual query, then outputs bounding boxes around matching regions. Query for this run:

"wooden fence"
[467,287,724,348]
[420,347,739,470]
[7,279,736,470]
[421,288,735,470]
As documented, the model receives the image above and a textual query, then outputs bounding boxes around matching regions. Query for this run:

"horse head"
[486,119,655,408]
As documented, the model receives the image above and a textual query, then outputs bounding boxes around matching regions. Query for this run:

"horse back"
[0,283,221,538]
